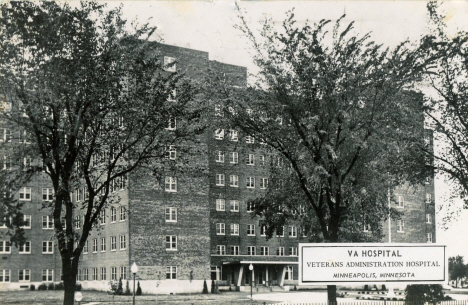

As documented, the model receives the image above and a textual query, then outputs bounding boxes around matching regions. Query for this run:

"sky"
[103,0,468,258]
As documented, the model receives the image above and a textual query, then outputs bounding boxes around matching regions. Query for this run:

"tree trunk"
[327,285,337,305]
[62,257,78,305]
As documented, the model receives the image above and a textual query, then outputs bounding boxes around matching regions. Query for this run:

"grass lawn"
[0,290,280,305]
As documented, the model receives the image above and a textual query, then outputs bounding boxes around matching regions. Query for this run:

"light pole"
[131,262,138,305]
[248,264,253,300]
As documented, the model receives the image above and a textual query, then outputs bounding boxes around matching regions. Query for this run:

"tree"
[136,280,142,296]
[212,9,432,303]
[422,2,468,214]
[0,2,204,304]
[405,284,451,305]
[449,256,467,288]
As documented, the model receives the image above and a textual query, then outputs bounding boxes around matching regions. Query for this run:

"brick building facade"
[0,43,436,293]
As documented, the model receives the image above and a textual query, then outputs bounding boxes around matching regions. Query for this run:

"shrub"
[124,280,131,295]
[30,284,35,291]
[381,284,387,291]
[405,284,451,305]
[38,283,47,291]
[211,279,215,293]
[75,283,82,291]
[136,281,142,295]
[202,280,208,294]
[55,282,64,290]
[364,285,369,291]
[117,277,123,295]
[47,283,55,290]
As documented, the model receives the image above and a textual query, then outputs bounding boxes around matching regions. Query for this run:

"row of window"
[214,129,256,144]
[75,207,127,228]
[0,241,53,254]
[394,194,433,209]
[83,235,127,253]
[215,223,305,238]
[215,175,268,189]
[0,128,31,144]
[215,245,298,256]
[77,266,130,281]
[214,151,268,166]
[0,269,53,283]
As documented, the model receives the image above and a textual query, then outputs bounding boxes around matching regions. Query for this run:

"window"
[75,189,82,202]
[276,226,285,237]
[260,223,267,236]
[2,128,11,142]
[277,247,285,256]
[0,270,11,282]
[165,207,177,222]
[425,177,431,185]
[41,188,53,201]
[93,239,98,253]
[165,236,177,250]
[230,200,239,212]
[426,214,432,224]
[230,152,238,164]
[301,227,307,237]
[83,269,89,281]
[215,174,225,186]
[230,130,238,141]
[22,215,31,229]
[166,266,177,280]
[101,237,106,252]
[77,269,82,281]
[19,270,30,282]
[111,267,117,281]
[75,216,80,229]
[426,232,433,243]
[120,266,127,280]
[19,130,30,144]
[230,223,239,235]
[42,241,53,254]
[397,196,404,208]
[83,241,88,254]
[216,223,225,235]
[231,246,239,255]
[260,246,269,256]
[245,135,255,144]
[19,187,31,201]
[397,220,405,233]
[214,129,224,140]
[120,207,126,221]
[216,199,225,211]
[288,226,297,238]
[0,241,11,253]
[246,177,255,188]
[167,145,177,160]
[22,158,32,171]
[229,175,239,187]
[111,207,116,223]
[1,156,11,170]
[216,245,226,255]
[363,223,371,232]
[42,269,53,282]
[19,241,31,254]
[289,247,298,256]
[260,178,268,189]
[259,155,265,166]
[100,267,106,281]
[426,193,432,203]
[110,237,117,251]
[246,202,255,213]
[215,151,224,163]
[246,154,255,165]
[119,235,126,250]
[100,209,106,225]
[165,177,177,192]
[284,266,293,280]
[163,56,176,72]
[42,216,53,229]
[214,104,223,117]
[92,268,98,281]
[166,117,177,130]
[247,246,256,256]
[247,224,255,236]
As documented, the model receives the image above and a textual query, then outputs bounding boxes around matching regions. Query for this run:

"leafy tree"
[213,9,433,303]
[421,2,468,215]
[0,2,204,304]
[449,256,467,288]
[405,284,451,305]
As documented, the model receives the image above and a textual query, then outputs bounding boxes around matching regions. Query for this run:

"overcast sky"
[104,0,468,258]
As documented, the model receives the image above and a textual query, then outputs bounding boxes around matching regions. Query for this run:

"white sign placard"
[299,243,446,285]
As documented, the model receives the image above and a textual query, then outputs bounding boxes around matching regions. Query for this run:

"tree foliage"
[422,2,468,214]
[0,1,205,304]
[449,256,468,288]
[405,284,451,305]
